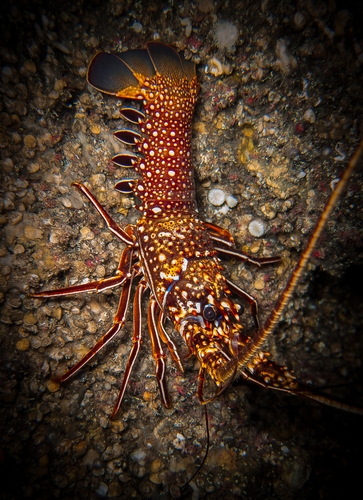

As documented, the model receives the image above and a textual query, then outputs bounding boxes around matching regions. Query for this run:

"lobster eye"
[203,304,217,322]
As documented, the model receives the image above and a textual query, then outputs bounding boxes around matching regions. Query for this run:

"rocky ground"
[1,0,363,499]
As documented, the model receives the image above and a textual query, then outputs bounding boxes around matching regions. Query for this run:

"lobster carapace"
[32,42,363,417]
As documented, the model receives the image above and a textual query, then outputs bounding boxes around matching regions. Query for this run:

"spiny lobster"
[32,42,363,418]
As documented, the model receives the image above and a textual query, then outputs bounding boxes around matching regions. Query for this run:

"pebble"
[23,313,37,325]
[132,22,143,33]
[73,440,88,457]
[303,108,316,123]
[110,420,125,434]
[206,57,231,77]
[16,338,30,351]
[248,219,265,237]
[80,226,94,240]
[108,482,122,497]
[151,459,163,473]
[27,161,40,173]
[95,265,106,278]
[294,11,307,30]
[149,473,162,484]
[226,194,238,208]
[47,380,60,393]
[23,134,37,149]
[250,242,261,253]
[254,279,265,290]
[24,225,43,240]
[90,123,101,134]
[131,448,147,462]
[95,482,108,498]
[208,188,226,206]
[143,391,155,402]
[61,197,72,208]
[20,60,37,75]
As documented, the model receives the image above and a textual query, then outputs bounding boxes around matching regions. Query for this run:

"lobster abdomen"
[88,43,199,218]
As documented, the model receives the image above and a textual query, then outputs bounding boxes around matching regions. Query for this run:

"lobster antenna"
[181,405,210,492]
[219,138,363,379]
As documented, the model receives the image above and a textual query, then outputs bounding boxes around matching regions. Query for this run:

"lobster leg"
[31,246,134,297]
[204,221,235,246]
[54,266,134,384]
[111,279,147,418]
[215,244,281,267]
[157,309,184,373]
[197,364,237,405]
[148,298,170,408]
[225,277,260,328]
[72,182,135,245]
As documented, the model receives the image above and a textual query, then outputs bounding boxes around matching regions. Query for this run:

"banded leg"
[31,246,134,298]
[204,221,235,246]
[72,182,135,245]
[215,244,281,267]
[148,298,170,408]
[157,309,184,373]
[225,277,260,329]
[111,279,147,418]
[54,267,134,384]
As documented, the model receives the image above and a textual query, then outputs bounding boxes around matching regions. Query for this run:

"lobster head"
[163,256,245,390]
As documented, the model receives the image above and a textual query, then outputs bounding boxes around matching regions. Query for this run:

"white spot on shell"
[208,188,226,206]
[248,220,265,237]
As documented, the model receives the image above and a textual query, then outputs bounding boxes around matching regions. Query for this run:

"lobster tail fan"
[87,52,143,99]
[147,42,185,80]
[116,49,156,79]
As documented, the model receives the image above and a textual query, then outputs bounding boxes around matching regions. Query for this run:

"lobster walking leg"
[31,245,134,297]
[54,264,134,384]
[111,279,146,418]
[148,299,170,408]
[157,310,184,373]
[72,182,135,245]
[224,277,260,328]
[215,245,281,267]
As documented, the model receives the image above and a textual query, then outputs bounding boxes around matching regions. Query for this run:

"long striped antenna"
[218,139,363,381]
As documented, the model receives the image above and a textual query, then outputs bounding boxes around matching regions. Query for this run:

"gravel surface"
[1,1,363,499]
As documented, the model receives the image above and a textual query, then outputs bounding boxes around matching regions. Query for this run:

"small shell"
[205,57,231,76]
[226,195,238,208]
[248,219,265,237]
[303,108,316,123]
[208,188,226,206]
